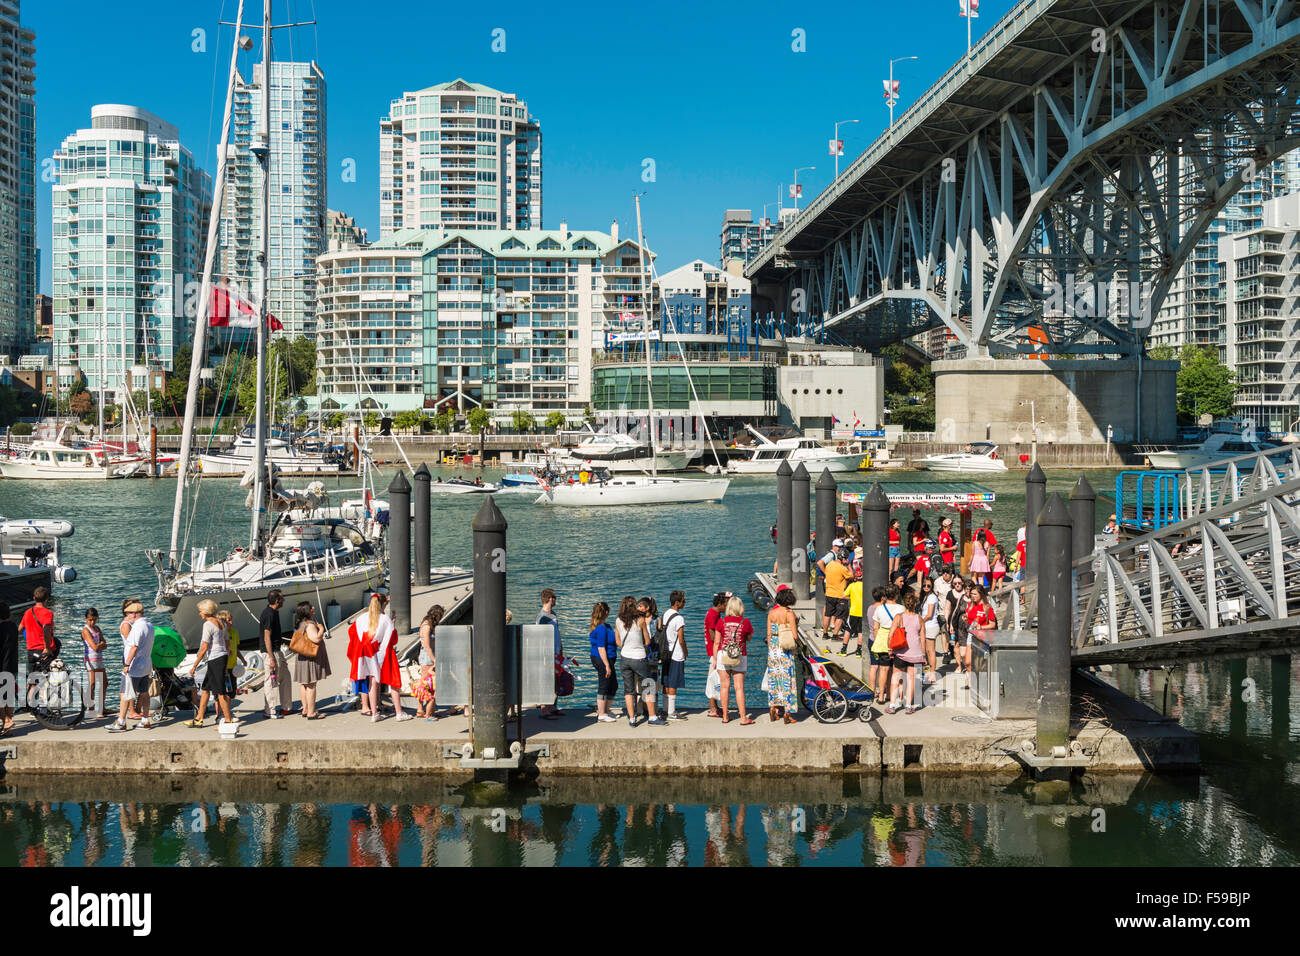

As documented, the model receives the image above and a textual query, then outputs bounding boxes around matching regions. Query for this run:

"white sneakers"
[597,714,617,722]
[394,713,413,722]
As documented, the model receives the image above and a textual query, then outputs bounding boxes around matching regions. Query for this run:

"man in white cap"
[109,601,155,732]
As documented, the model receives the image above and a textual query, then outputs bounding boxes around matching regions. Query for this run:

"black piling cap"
[1037,492,1073,527]
[1027,461,1047,484]
[414,462,431,482]
[388,470,411,495]
[816,468,838,491]
[792,462,810,482]
[1070,473,1096,501]
[472,494,508,533]
[863,482,891,511]
[776,460,793,478]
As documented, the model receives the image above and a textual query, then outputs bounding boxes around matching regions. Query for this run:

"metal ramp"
[994,446,1300,667]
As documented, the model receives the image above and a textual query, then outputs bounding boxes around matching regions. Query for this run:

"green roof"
[372,228,650,259]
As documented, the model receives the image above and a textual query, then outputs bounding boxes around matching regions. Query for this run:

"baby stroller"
[148,625,196,718]
[804,650,877,723]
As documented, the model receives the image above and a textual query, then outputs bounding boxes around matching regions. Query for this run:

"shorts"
[889,545,900,558]
[84,652,104,670]
[662,657,686,690]
[619,656,652,697]
[351,678,371,695]
[203,657,228,694]
[847,615,862,636]
[718,653,747,674]
[122,672,150,696]
[826,597,850,619]
[591,654,619,700]
[892,656,918,670]
[418,648,434,667]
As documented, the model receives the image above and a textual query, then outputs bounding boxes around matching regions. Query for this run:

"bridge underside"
[752,0,1300,356]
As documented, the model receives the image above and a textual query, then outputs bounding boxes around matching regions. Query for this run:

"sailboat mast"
[167,0,246,563]
[634,194,656,478]
[249,0,271,552]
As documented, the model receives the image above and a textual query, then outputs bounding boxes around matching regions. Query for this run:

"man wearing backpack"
[660,591,688,720]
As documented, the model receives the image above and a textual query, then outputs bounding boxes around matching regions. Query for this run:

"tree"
[432,409,454,434]
[70,389,95,422]
[467,406,492,461]
[582,404,596,425]
[882,344,935,432]
[324,412,346,430]
[1173,344,1235,423]
[544,411,567,432]
[393,410,423,433]
[363,412,380,432]
[510,410,536,433]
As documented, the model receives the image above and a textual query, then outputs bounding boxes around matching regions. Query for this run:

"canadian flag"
[618,311,637,322]
[883,79,899,100]
[960,0,978,16]
[209,282,283,331]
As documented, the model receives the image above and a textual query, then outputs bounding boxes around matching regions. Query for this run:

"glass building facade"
[379,80,541,236]
[51,105,212,398]
[0,0,35,357]
[219,61,327,338]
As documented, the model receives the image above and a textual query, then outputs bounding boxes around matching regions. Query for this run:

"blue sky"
[30,0,991,292]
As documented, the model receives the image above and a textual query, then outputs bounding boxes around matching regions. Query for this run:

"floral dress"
[764,617,797,710]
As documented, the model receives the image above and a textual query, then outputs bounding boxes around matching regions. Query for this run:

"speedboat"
[1143,422,1282,470]
[0,518,77,612]
[536,473,730,507]
[197,424,344,476]
[430,478,498,494]
[917,442,1009,473]
[726,425,868,475]
[0,439,111,480]
[548,431,693,473]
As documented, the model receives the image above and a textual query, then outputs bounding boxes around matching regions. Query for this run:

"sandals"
[306,713,323,720]
[739,717,755,725]
[183,718,204,728]
[784,714,796,725]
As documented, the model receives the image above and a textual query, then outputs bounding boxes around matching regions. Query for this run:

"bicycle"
[25,651,86,730]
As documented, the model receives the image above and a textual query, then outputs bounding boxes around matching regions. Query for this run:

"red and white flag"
[789,184,802,199]
[829,138,844,157]
[209,282,283,331]
[883,79,899,100]
[960,0,979,16]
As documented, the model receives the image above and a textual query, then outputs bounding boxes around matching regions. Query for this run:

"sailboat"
[537,196,730,507]
[146,0,381,648]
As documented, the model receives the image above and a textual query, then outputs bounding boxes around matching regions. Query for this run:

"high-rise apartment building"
[1217,192,1300,434]
[325,208,366,251]
[51,105,212,399]
[316,226,648,416]
[379,79,541,236]
[219,61,327,338]
[720,209,776,272]
[0,0,35,357]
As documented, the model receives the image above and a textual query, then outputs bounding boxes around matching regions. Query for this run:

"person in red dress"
[938,517,956,567]
[888,519,902,574]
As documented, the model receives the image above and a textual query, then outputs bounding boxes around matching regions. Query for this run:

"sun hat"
[124,601,144,614]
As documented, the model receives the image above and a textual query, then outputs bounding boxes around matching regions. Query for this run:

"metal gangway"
[994,445,1300,667]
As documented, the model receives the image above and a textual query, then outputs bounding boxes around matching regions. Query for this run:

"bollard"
[413,463,432,586]
[1025,462,1046,579]
[792,463,811,601]
[1035,493,1072,757]
[815,469,838,619]
[1069,474,1096,590]
[859,483,891,683]
[471,495,508,760]
[387,471,412,634]
[776,461,793,585]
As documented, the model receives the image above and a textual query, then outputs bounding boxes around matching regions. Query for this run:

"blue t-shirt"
[588,623,616,661]
[538,609,561,655]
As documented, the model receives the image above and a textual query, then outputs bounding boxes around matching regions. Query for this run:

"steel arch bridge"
[746,0,1300,356]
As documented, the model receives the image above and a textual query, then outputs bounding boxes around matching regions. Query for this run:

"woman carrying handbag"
[763,585,799,724]
[291,602,330,720]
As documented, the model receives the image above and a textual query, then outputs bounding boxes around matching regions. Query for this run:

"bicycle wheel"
[812,687,848,723]
[27,667,85,730]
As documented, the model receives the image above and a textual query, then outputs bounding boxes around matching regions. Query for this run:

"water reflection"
[1,769,1291,867]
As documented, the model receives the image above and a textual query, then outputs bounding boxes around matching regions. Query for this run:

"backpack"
[659,611,681,668]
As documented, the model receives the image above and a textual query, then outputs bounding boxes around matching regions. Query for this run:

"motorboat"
[537,473,730,507]
[197,424,345,476]
[0,518,77,612]
[0,438,111,480]
[917,441,1010,473]
[1143,420,1283,470]
[548,431,692,473]
[430,478,498,494]
[726,424,869,475]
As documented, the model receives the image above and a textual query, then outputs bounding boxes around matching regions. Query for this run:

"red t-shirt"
[20,605,53,652]
[717,615,753,656]
[938,530,955,561]
[704,607,721,656]
[914,554,930,577]
[889,528,900,546]
[983,530,998,549]
[966,602,996,629]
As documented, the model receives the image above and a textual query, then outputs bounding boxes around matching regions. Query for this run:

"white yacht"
[917,441,1010,473]
[549,431,692,473]
[1143,421,1282,470]
[726,425,868,475]
[0,439,111,480]
[197,424,343,476]
[0,518,77,611]
[537,473,730,507]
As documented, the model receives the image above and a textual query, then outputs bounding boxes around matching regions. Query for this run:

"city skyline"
[27,0,984,295]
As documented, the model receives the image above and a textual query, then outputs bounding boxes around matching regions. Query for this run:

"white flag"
[883,79,899,98]
[829,138,844,157]
[960,0,979,16]
[789,184,803,199]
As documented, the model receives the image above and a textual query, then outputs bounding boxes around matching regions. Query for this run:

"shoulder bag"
[777,612,798,653]
[719,620,744,668]
[289,627,319,659]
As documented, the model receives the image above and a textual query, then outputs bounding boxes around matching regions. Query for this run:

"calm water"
[0,466,1296,866]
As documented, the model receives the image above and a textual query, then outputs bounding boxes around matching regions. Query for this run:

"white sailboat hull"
[0,460,110,480]
[918,455,1009,473]
[538,475,730,507]
[196,450,342,476]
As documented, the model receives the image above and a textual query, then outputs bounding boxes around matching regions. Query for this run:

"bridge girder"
[760,0,1300,355]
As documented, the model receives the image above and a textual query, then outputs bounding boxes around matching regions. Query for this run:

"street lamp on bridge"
[791,166,815,212]
[831,119,859,180]
[885,56,919,129]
